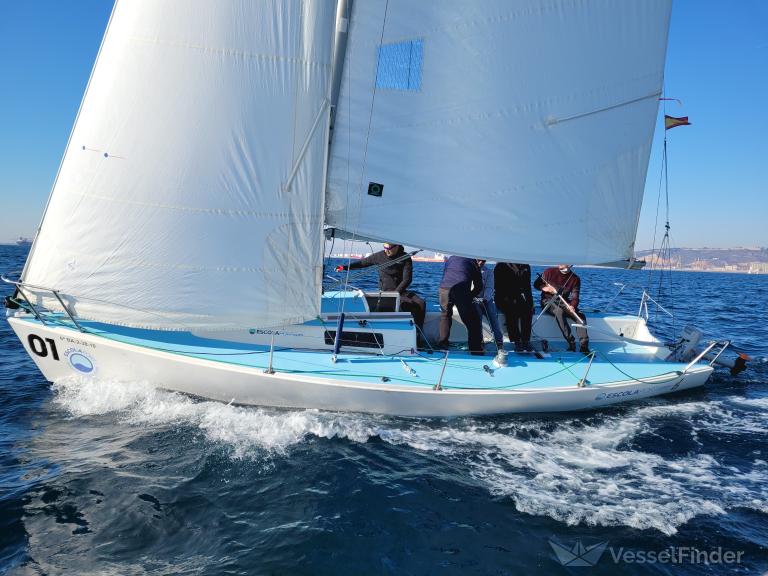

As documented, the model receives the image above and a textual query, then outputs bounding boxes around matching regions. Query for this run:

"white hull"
[8,316,712,417]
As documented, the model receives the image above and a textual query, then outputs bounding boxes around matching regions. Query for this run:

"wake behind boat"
[2,0,746,416]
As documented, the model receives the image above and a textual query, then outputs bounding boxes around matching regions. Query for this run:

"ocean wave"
[51,377,768,536]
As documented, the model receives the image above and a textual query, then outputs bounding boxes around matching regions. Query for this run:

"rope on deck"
[441,353,595,390]
[592,349,684,385]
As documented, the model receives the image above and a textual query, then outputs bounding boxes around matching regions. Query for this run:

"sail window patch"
[367,182,384,197]
[375,40,423,91]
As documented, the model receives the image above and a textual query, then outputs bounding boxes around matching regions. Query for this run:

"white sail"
[326,0,671,264]
[23,0,336,330]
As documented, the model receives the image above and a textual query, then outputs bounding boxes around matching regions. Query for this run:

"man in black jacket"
[494,262,534,352]
[336,243,425,329]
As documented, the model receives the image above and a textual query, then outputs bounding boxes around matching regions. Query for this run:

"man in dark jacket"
[494,262,534,352]
[533,265,589,353]
[437,256,484,354]
[336,243,425,328]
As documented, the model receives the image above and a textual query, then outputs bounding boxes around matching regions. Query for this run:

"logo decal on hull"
[595,389,640,401]
[64,348,96,375]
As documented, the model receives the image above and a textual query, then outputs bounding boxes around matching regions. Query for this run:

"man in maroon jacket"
[533,265,589,353]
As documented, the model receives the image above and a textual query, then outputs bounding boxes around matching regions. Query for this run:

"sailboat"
[3,0,739,416]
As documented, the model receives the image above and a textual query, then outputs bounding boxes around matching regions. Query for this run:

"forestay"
[326,0,671,264]
[22,0,336,330]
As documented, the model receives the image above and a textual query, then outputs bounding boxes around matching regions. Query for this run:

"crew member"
[475,260,504,351]
[494,262,534,352]
[336,243,426,329]
[437,256,484,355]
[533,265,589,353]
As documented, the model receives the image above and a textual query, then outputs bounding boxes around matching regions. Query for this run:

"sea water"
[1,245,767,574]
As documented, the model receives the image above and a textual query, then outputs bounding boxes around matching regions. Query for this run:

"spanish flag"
[664,115,691,130]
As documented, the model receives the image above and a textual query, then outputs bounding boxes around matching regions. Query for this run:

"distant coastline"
[635,246,768,275]
[331,246,768,275]
[6,245,767,274]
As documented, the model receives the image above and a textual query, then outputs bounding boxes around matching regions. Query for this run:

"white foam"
[51,376,387,457]
[369,401,768,534]
[52,375,159,415]
[726,395,768,410]
[50,377,768,535]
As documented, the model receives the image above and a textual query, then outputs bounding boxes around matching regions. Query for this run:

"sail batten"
[326,0,671,265]
[22,0,337,330]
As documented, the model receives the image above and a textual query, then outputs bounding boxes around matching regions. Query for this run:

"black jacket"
[494,263,533,310]
[348,249,412,293]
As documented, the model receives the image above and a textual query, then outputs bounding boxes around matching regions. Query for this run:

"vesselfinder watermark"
[549,538,745,568]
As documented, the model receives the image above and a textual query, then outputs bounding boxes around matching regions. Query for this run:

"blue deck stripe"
[21,316,697,392]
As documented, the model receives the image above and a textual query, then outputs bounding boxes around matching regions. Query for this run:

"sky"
[0,1,766,250]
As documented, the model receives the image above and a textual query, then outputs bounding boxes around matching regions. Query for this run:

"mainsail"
[23,0,337,330]
[326,0,672,264]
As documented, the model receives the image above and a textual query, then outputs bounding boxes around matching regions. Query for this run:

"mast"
[322,0,353,248]
[329,0,353,132]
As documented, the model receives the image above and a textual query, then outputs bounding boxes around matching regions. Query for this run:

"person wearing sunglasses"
[336,243,426,331]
